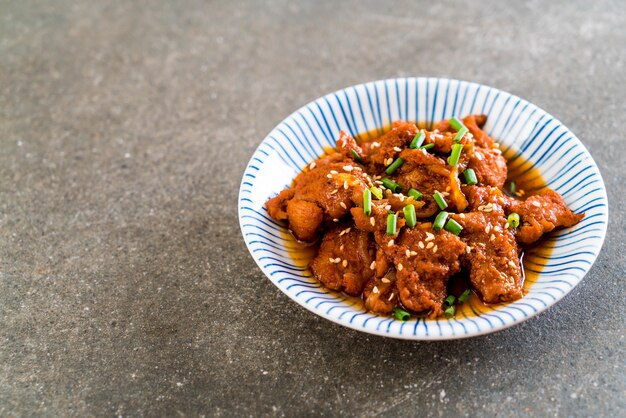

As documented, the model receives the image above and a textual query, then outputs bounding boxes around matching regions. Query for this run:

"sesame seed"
[459,213,466,219]
[494,226,501,232]
[504,222,510,229]
[342,259,348,267]
[330,189,338,195]
[441,192,450,197]
[425,232,435,241]
[333,218,339,222]
[343,165,353,172]
[445,186,451,192]
[532,201,541,207]
[381,277,390,284]
[387,293,394,301]
[388,240,394,247]
[374,180,383,185]
[426,242,434,249]
[326,174,333,178]
[373,286,379,294]
[493,149,502,154]
[343,180,349,189]
[340,244,344,251]
[370,217,375,226]
[330,170,338,174]
[492,142,500,148]
[465,246,471,254]
[397,263,403,271]
[475,152,483,161]
[340,202,347,209]
[385,205,391,211]
[405,249,411,257]
[483,207,493,212]
[410,251,417,256]
[309,162,316,169]
[328,258,334,263]
[490,234,496,241]
[371,142,380,148]
[370,261,376,270]
[399,195,405,202]
[508,260,517,268]
[393,146,402,152]
[485,225,491,234]
[432,245,438,253]
[418,241,424,249]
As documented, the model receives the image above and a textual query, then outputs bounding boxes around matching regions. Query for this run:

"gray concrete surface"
[1,0,624,416]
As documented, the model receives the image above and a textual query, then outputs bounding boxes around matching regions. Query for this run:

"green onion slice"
[508,212,520,228]
[392,308,411,321]
[363,189,372,216]
[506,180,517,196]
[409,132,425,149]
[445,295,456,306]
[381,178,402,193]
[449,117,465,131]
[386,213,397,235]
[369,186,383,200]
[463,168,478,185]
[433,211,449,231]
[453,126,468,143]
[448,143,463,166]
[444,305,456,317]
[385,157,404,175]
[458,289,471,303]
[420,143,435,150]
[350,149,362,162]
[403,204,417,228]
[407,188,423,201]
[444,218,463,236]
[433,191,448,210]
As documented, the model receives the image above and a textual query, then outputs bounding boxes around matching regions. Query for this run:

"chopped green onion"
[444,305,456,317]
[458,289,471,303]
[386,213,397,235]
[408,188,423,201]
[409,132,425,149]
[350,149,362,162]
[449,117,465,131]
[453,126,468,143]
[508,212,520,228]
[403,204,417,228]
[444,218,463,236]
[433,191,448,210]
[381,178,402,193]
[448,143,463,166]
[444,295,456,306]
[463,168,478,185]
[369,186,383,200]
[420,143,435,150]
[506,180,517,196]
[433,211,449,231]
[385,157,405,175]
[393,308,411,321]
[363,189,372,216]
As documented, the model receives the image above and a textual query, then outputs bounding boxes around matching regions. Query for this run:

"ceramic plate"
[238,78,608,340]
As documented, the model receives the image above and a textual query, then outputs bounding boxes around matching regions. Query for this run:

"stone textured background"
[1,0,624,416]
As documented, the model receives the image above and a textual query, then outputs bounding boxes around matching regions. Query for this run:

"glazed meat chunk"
[266,153,370,242]
[375,226,466,317]
[366,121,418,173]
[394,148,468,212]
[467,146,508,188]
[309,224,375,295]
[509,188,584,244]
[453,211,523,303]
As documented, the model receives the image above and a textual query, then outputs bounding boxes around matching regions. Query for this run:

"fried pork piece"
[309,224,375,296]
[467,146,508,187]
[462,185,512,214]
[363,271,398,315]
[366,121,418,172]
[394,148,468,212]
[375,226,466,317]
[265,153,370,242]
[452,211,523,303]
[509,188,584,244]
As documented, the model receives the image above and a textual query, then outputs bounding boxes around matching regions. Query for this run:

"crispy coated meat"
[363,271,398,315]
[375,226,466,317]
[468,146,508,187]
[309,224,375,295]
[266,153,370,242]
[452,211,524,303]
[509,188,584,244]
[366,121,418,173]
